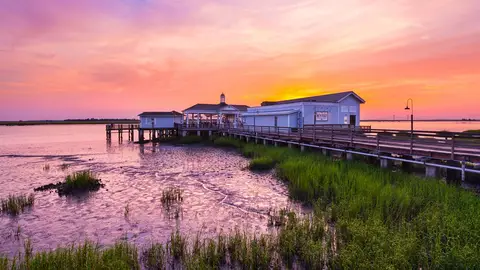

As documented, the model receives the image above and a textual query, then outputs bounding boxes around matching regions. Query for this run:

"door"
[349,115,356,126]
[274,116,278,127]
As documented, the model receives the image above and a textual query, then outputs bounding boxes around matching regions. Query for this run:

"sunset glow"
[1,0,479,120]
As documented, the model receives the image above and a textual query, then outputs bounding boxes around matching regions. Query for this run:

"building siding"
[139,116,182,129]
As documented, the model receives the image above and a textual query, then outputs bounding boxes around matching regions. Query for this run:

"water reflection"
[0,135,297,256]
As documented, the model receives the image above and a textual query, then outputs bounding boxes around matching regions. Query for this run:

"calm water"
[0,125,297,256]
[362,121,480,132]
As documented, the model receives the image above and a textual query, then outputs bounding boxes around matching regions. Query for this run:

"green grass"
[0,240,139,270]
[211,137,480,268]
[248,156,276,171]
[0,194,35,216]
[3,137,480,268]
[34,171,104,196]
[464,129,480,133]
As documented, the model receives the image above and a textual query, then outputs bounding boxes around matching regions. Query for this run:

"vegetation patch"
[1,194,35,216]
[248,156,275,171]
[213,137,244,148]
[34,171,104,196]
[0,240,139,269]
[212,137,480,268]
[161,187,184,219]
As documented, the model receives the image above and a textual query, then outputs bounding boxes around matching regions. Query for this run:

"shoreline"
[0,120,139,126]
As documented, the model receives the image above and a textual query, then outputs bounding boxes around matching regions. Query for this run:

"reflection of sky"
[1,0,480,120]
[0,125,297,256]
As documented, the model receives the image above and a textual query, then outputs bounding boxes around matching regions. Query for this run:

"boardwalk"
[221,125,480,163]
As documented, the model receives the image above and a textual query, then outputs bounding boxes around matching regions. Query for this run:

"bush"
[1,194,34,216]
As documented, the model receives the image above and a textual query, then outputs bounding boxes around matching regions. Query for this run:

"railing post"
[331,128,334,145]
[350,127,353,147]
[451,135,455,160]
[376,133,380,153]
[410,132,414,155]
[461,161,466,182]
[313,125,316,142]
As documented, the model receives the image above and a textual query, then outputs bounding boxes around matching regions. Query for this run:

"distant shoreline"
[0,120,139,126]
[361,119,479,122]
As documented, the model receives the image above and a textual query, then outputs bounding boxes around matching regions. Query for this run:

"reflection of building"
[242,91,365,128]
[183,93,249,128]
[138,111,183,129]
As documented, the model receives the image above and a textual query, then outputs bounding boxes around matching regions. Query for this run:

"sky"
[1,0,480,120]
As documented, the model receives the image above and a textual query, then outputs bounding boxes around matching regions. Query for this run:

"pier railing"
[106,124,139,131]
[222,125,480,162]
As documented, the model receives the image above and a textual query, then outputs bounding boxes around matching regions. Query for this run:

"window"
[349,106,356,113]
[315,111,328,122]
[341,106,349,112]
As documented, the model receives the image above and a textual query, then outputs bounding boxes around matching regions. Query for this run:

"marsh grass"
[267,208,289,227]
[34,171,104,196]
[212,137,480,268]
[59,163,70,171]
[161,187,183,207]
[161,187,184,220]
[1,194,34,216]
[1,240,139,270]
[249,156,275,171]
[124,204,130,218]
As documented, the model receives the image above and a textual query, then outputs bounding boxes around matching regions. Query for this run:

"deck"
[221,125,480,163]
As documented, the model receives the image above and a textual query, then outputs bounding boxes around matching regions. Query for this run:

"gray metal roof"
[138,111,183,117]
[261,91,365,106]
[184,103,249,112]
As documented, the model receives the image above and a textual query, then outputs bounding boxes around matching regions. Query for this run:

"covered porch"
[183,107,243,129]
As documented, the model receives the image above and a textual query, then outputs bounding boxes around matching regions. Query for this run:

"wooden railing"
[106,124,139,130]
[222,125,480,162]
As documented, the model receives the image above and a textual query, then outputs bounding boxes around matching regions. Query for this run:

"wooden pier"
[221,125,480,163]
[105,122,480,180]
[106,124,178,143]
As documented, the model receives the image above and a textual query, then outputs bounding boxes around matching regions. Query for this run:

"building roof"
[261,91,365,106]
[138,111,183,117]
[242,110,299,117]
[184,103,249,112]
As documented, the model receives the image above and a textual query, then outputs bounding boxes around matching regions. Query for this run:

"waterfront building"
[183,93,249,128]
[138,111,183,129]
[241,91,365,128]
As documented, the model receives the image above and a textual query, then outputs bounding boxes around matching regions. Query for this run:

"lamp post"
[404,98,414,154]
[404,98,414,133]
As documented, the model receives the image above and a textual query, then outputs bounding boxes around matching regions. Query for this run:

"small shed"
[138,111,183,129]
[242,91,365,128]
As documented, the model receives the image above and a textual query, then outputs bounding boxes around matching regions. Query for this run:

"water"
[361,121,480,132]
[0,125,297,256]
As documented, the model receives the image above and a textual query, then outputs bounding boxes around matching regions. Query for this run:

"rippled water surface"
[0,125,297,256]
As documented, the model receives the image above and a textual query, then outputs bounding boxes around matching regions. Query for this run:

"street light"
[405,98,414,154]
[404,98,414,133]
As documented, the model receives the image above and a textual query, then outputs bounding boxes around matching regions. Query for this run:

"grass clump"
[34,171,104,196]
[211,136,480,268]
[42,164,50,171]
[213,137,244,148]
[161,187,183,206]
[249,156,275,171]
[1,194,35,216]
[1,240,139,270]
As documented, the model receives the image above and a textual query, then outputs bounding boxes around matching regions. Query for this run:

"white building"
[138,111,183,129]
[183,93,249,128]
[242,91,365,128]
